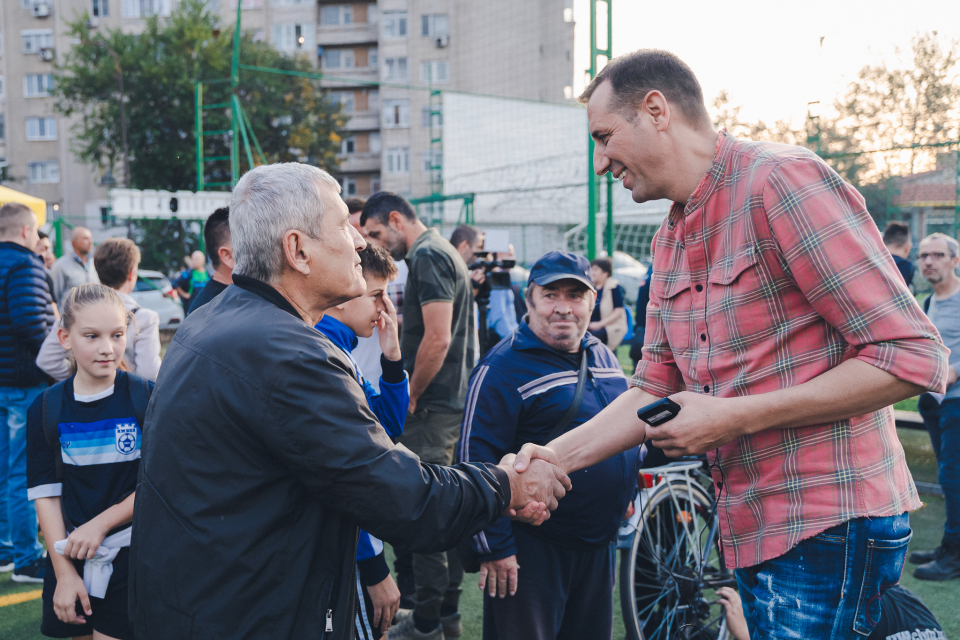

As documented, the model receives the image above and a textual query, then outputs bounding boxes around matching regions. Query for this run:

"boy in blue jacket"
[316,243,408,639]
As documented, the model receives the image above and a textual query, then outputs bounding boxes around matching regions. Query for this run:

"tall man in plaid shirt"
[513,50,950,639]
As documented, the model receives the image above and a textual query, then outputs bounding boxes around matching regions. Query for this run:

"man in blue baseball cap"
[457,251,641,640]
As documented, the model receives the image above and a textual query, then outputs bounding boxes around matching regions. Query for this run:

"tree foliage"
[709,32,960,188]
[53,0,345,191]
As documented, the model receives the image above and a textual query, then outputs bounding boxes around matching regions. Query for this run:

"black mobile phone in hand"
[637,397,681,426]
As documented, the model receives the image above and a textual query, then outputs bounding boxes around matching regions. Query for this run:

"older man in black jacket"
[129,163,570,640]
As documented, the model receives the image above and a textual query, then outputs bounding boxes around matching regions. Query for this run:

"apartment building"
[312,0,576,200]
[0,0,174,235]
[0,0,574,236]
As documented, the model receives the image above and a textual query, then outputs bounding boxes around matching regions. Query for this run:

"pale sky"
[573,0,960,128]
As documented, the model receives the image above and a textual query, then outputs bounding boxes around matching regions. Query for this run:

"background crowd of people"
[0,47,958,640]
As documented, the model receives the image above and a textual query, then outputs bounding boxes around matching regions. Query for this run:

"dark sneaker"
[387,613,443,640]
[0,556,13,573]
[11,556,45,583]
[439,612,462,639]
[913,545,960,581]
[909,546,944,565]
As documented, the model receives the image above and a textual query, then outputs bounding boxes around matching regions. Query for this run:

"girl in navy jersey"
[26,284,152,640]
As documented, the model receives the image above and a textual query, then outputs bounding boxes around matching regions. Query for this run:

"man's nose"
[593,148,610,176]
[351,224,366,251]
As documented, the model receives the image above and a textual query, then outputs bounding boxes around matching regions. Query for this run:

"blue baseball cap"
[528,251,596,292]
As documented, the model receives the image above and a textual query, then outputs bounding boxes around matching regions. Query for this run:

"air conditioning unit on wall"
[40,47,55,61]
[87,16,100,28]
[31,1,51,17]
[435,35,449,48]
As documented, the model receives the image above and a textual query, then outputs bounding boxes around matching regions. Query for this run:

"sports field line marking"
[0,589,42,607]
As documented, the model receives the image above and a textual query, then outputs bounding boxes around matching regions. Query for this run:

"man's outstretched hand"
[497,454,571,525]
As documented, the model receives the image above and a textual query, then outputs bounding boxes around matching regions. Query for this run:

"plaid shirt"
[634,131,949,569]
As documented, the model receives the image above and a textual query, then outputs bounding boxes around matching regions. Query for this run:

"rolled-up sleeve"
[764,157,949,393]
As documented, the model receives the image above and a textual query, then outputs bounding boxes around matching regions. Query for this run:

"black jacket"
[0,242,55,387]
[130,276,512,639]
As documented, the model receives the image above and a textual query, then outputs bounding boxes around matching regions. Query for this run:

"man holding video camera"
[511,50,950,639]
[362,193,475,640]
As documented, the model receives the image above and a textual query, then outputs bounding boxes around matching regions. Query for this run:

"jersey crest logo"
[115,422,139,455]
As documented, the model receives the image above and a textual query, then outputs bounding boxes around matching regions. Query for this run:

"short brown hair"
[359,243,398,281]
[579,49,710,127]
[345,198,366,214]
[0,203,35,239]
[882,221,911,248]
[590,257,613,276]
[94,237,141,289]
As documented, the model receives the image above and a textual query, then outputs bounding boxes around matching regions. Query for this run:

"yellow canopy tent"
[0,185,46,225]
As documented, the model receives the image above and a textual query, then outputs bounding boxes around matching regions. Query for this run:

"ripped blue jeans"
[735,513,911,640]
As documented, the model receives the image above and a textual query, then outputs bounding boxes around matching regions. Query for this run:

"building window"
[341,136,356,154]
[419,60,449,84]
[0,115,4,141]
[92,0,110,16]
[382,100,410,128]
[369,131,381,153]
[421,14,448,37]
[342,176,357,196]
[421,106,442,128]
[0,76,4,98]
[26,117,57,141]
[328,91,355,114]
[385,147,410,174]
[382,11,407,38]
[28,161,60,184]
[320,4,353,25]
[383,57,408,81]
[369,47,378,68]
[272,24,314,51]
[21,30,54,54]
[271,0,309,6]
[369,89,380,111]
[371,175,381,194]
[122,0,172,17]
[421,150,442,173]
[23,74,55,97]
[368,3,377,24]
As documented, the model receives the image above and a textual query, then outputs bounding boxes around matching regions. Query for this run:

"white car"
[611,251,649,307]
[131,270,185,330]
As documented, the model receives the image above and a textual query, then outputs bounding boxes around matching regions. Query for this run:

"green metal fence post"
[230,1,242,186]
[196,82,204,192]
[586,0,612,260]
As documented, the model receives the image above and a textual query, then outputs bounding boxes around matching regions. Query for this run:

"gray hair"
[230,163,341,283]
[921,232,959,259]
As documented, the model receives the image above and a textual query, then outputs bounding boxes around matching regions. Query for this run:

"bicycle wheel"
[619,479,733,640]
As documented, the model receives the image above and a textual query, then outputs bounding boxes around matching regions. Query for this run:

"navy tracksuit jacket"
[458,321,640,561]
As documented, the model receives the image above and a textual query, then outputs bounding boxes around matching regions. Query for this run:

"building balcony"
[318,23,379,46]
[342,110,381,131]
[337,152,382,173]
[320,66,380,88]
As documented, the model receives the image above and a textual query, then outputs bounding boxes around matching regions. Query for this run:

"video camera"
[467,229,514,290]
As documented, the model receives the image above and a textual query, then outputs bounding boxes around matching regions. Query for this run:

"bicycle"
[618,459,737,640]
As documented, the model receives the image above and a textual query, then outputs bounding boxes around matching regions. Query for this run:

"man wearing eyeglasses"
[913,232,960,581]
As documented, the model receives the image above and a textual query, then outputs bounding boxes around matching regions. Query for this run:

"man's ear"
[642,90,670,131]
[219,244,235,271]
[281,230,312,276]
[388,210,405,231]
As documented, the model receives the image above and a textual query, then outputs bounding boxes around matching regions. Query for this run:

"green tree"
[827,32,960,185]
[54,0,345,191]
[52,0,345,273]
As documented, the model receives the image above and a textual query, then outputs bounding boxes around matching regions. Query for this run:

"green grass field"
[1,342,952,638]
